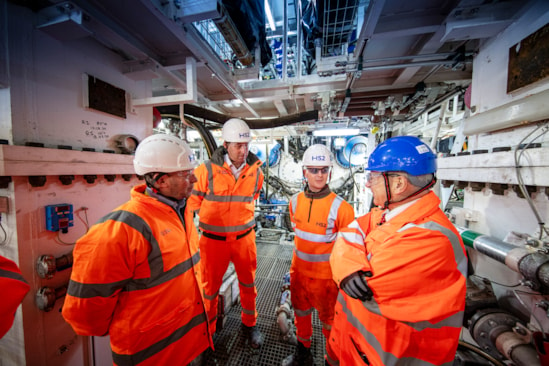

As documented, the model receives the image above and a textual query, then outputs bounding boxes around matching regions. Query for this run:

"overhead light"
[313,128,360,137]
[333,137,346,149]
[265,0,276,31]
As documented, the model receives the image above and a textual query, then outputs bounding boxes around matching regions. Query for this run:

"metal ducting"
[213,2,254,66]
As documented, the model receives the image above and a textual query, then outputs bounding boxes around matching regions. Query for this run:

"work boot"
[281,342,313,366]
[243,325,264,349]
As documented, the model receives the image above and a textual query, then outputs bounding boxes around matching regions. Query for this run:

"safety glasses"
[169,170,194,178]
[306,167,330,174]
[365,171,383,183]
[365,171,401,183]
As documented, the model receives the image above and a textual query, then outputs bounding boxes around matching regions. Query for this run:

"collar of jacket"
[304,184,331,199]
[211,145,262,167]
[145,185,187,212]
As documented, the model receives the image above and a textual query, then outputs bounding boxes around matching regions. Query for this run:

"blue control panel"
[45,204,74,233]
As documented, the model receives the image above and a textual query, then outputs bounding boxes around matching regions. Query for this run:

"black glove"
[340,271,373,301]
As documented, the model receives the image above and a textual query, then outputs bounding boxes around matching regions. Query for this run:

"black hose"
[184,116,218,158]
[457,340,506,366]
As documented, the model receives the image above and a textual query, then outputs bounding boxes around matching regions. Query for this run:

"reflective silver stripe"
[321,322,332,331]
[203,194,254,203]
[292,195,344,243]
[294,248,331,263]
[206,161,215,192]
[403,311,464,331]
[239,279,255,288]
[338,293,442,366]
[397,221,468,278]
[326,196,344,237]
[326,354,339,366]
[295,228,337,243]
[125,251,200,292]
[297,334,311,343]
[0,268,28,284]
[289,194,298,229]
[339,231,364,246]
[242,308,255,315]
[68,210,201,298]
[199,220,256,233]
[112,313,208,365]
[357,295,464,330]
[191,189,206,198]
[290,194,298,216]
[342,220,368,246]
[253,167,261,198]
[294,308,314,317]
[348,220,367,237]
[203,161,258,203]
[204,291,219,301]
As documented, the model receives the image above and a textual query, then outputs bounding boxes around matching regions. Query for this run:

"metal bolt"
[515,327,527,336]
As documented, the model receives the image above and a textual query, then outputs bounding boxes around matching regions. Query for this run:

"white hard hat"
[133,134,197,175]
[302,144,333,167]
[222,118,251,143]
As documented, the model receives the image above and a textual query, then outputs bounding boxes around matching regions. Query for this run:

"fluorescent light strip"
[313,128,360,137]
[265,0,276,31]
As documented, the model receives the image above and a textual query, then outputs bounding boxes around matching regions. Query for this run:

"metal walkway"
[201,237,326,366]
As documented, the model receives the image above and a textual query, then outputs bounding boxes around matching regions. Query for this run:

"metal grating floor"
[201,240,326,366]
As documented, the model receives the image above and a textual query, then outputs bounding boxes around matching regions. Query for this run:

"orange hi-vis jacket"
[329,191,467,366]
[188,146,264,236]
[0,256,30,338]
[289,186,355,279]
[62,184,212,366]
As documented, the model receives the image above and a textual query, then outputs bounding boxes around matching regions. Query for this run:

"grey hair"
[398,172,435,188]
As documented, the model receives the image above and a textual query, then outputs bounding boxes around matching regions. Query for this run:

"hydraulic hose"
[458,227,549,293]
[458,340,506,366]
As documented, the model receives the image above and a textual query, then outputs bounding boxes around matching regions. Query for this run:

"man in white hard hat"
[63,134,213,365]
[282,144,355,366]
[188,118,265,349]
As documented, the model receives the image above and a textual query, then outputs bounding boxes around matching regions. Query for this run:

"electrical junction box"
[45,204,74,233]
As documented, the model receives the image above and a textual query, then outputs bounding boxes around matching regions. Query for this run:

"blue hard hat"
[367,136,437,175]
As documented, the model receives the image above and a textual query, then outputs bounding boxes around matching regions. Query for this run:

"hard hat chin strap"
[381,173,392,210]
[382,174,436,210]
[145,172,169,191]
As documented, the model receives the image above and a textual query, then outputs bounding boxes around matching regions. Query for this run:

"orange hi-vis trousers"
[200,230,258,333]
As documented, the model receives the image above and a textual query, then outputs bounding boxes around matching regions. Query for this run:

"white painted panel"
[0,145,134,176]
[7,7,152,151]
[470,2,549,114]
[438,147,549,186]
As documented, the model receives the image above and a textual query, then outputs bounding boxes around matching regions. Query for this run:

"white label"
[416,144,430,154]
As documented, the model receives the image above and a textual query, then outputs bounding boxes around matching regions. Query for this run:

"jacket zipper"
[307,196,313,222]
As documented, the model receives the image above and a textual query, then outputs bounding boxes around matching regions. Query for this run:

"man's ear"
[392,174,408,194]
[155,174,169,188]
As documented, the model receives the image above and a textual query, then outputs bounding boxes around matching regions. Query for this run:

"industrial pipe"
[276,290,295,344]
[469,308,541,366]
[276,272,297,345]
[458,227,549,293]
[181,104,319,129]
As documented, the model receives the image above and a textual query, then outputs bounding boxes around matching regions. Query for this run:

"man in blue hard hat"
[328,136,468,365]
